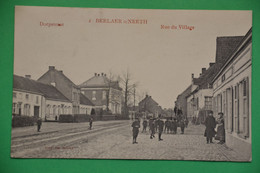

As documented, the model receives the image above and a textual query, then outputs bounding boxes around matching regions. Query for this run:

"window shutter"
[244,77,250,138]
[235,84,239,133]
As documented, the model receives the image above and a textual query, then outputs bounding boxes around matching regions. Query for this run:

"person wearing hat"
[157,115,164,141]
[150,118,155,139]
[204,110,216,144]
[37,117,42,132]
[131,118,140,144]
[216,112,225,144]
[142,118,148,133]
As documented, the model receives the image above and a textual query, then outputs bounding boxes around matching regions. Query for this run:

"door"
[34,106,40,118]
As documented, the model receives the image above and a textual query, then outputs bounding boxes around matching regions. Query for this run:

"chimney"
[202,68,206,74]
[59,70,63,73]
[209,62,215,67]
[49,66,55,70]
[25,75,31,79]
[94,73,97,76]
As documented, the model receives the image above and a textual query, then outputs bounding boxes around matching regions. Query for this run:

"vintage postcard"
[11,6,252,161]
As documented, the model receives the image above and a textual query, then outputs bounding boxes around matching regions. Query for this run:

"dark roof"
[13,75,71,102]
[215,36,244,64]
[79,75,122,90]
[177,85,192,99]
[191,35,245,90]
[212,27,252,83]
[80,93,94,106]
[38,67,79,89]
[139,95,159,106]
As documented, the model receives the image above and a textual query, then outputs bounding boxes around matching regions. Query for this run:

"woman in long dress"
[216,112,225,144]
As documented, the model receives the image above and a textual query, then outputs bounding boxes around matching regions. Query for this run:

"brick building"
[79,73,122,114]
[139,95,162,118]
[38,66,82,115]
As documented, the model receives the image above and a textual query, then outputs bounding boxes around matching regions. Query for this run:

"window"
[46,105,51,116]
[217,94,222,113]
[222,74,226,82]
[92,91,96,100]
[12,103,17,114]
[53,105,57,115]
[227,88,234,133]
[204,96,212,110]
[36,96,39,104]
[234,78,250,138]
[25,94,29,100]
[234,84,239,133]
[13,92,17,98]
[23,104,30,116]
[239,78,249,138]
[102,91,106,100]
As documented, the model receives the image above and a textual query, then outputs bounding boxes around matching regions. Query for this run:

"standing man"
[179,118,185,134]
[142,118,148,133]
[37,117,42,132]
[132,118,140,144]
[150,118,155,139]
[173,118,177,134]
[164,118,170,133]
[204,110,216,144]
[157,115,164,141]
[89,116,93,130]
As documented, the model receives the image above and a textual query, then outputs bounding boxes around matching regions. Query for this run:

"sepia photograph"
[11,6,252,161]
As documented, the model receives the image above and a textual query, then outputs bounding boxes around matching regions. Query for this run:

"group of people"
[131,115,188,144]
[204,111,225,144]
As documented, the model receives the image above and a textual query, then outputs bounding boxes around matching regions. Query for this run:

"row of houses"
[13,66,123,120]
[175,27,252,160]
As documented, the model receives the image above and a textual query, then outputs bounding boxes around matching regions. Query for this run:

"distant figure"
[204,111,216,144]
[132,118,140,144]
[157,116,164,141]
[148,118,153,132]
[154,119,158,132]
[89,117,93,130]
[142,119,148,132]
[216,112,225,144]
[150,118,155,139]
[169,119,173,133]
[164,119,170,133]
[37,117,42,132]
[179,119,185,134]
[173,118,178,134]
[185,118,189,128]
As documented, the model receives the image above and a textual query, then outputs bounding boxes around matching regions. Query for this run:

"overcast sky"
[14,6,252,108]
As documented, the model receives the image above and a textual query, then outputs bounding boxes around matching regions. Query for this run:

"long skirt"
[216,125,225,141]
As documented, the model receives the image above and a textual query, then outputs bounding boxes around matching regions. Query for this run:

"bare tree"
[119,69,137,118]
[105,70,115,112]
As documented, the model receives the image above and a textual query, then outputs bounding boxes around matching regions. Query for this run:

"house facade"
[175,85,192,117]
[139,95,162,118]
[13,75,72,120]
[38,66,81,115]
[184,36,244,123]
[79,73,122,114]
[212,28,252,160]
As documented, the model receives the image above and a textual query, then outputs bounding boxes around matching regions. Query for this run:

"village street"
[11,120,247,161]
